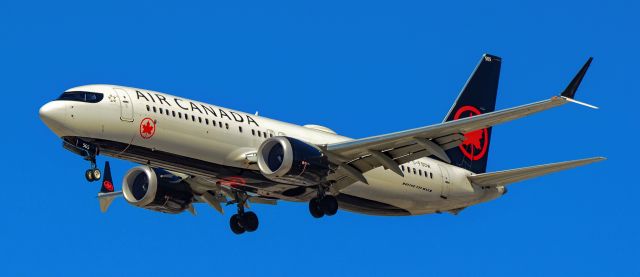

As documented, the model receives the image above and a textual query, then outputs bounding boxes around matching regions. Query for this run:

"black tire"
[241,212,259,232]
[309,198,324,218]
[321,195,339,216]
[85,169,94,182]
[91,168,101,181]
[230,214,245,235]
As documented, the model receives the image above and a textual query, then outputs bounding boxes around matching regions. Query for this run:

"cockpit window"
[56,91,104,103]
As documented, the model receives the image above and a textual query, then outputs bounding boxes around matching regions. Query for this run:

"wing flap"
[468,157,605,186]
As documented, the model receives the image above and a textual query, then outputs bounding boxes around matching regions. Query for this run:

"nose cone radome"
[39,101,69,137]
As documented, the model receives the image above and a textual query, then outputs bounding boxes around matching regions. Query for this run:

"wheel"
[85,169,95,182]
[230,214,245,235]
[91,168,101,181]
[320,195,339,216]
[309,198,324,218]
[241,211,259,232]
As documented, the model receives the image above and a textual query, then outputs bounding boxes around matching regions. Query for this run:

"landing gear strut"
[229,193,259,235]
[309,184,339,218]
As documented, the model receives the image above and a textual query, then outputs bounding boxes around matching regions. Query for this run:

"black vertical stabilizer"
[443,54,501,173]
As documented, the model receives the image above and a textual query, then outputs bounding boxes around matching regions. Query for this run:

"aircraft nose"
[39,101,68,136]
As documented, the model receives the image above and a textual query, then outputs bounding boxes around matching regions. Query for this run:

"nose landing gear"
[63,138,102,182]
[84,158,102,182]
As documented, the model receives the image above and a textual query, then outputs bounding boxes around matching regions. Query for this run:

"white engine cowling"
[121,166,193,214]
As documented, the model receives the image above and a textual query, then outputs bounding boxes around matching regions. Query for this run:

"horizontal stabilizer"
[98,191,123,213]
[468,157,605,186]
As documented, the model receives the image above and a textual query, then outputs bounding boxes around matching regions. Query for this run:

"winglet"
[561,57,593,99]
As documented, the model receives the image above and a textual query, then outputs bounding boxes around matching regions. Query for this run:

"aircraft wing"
[325,58,595,192]
[467,157,606,186]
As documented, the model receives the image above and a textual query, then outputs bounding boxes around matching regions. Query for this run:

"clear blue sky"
[1,1,637,276]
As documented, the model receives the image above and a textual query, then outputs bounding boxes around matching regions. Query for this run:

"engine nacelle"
[121,166,193,214]
[257,136,331,186]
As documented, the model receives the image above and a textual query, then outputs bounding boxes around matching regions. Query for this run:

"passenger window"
[146,105,150,112]
[401,165,405,171]
[413,168,416,174]
[159,108,163,114]
[165,109,169,116]
[225,123,229,129]
[252,129,255,136]
[219,121,223,128]
[419,169,422,176]
[172,111,176,117]
[257,130,262,137]
[205,118,209,125]
[212,120,216,127]
[198,117,202,123]
[153,107,157,113]
[239,126,243,133]
[430,172,433,178]
[178,112,182,119]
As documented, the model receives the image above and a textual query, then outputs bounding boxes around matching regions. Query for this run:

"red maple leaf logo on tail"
[462,129,483,149]
[453,106,489,161]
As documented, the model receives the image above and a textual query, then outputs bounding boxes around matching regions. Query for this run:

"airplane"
[39,54,604,234]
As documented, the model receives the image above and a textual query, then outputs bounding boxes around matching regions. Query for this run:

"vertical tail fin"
[443,54,502,173]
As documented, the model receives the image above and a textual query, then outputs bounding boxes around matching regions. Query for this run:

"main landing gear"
[229,193,259,235]
[309,184,339,218]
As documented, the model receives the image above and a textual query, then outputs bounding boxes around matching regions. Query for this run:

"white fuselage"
[40,84,504,215]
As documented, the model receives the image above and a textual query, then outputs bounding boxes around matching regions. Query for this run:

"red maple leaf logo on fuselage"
[142,121,154,134]
[139,118,156,139]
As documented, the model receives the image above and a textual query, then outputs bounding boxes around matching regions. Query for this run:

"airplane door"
[113,88,134,122]
[438,165,451,199]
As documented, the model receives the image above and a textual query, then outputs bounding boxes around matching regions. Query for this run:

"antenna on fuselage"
[255,111,259,116]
